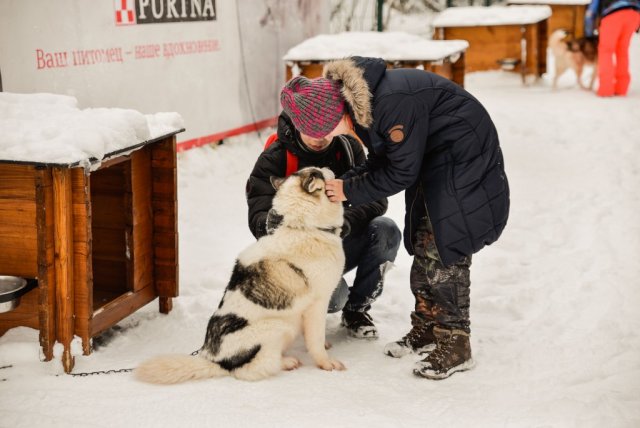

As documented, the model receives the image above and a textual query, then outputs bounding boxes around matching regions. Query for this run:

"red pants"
[597,9,640,96]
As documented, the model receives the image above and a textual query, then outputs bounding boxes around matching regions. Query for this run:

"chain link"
[61,348,201,377]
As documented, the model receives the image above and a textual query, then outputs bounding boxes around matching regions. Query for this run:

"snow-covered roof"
[507,0,590,5]
[433,6,553,28]
[0,92,184,166]
[283,32,468,62]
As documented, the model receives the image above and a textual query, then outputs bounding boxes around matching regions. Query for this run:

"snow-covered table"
[433,6,552,80]
[507,0,590,38]
[283,32,470,87]
[0,93,183,373]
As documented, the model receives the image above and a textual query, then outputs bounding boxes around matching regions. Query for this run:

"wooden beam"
[52,167,75,373]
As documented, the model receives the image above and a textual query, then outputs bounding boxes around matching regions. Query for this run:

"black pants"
[410,215,472,333]
[328,217,401,313]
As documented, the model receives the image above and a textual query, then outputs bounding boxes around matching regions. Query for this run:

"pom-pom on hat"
[280,76,345,139]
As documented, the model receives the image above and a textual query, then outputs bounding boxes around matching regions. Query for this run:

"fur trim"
[323,59,373,128]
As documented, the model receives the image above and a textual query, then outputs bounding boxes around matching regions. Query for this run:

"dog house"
[507,0,590,38]
[0,130,181,373]
[283,32,469,87]
[433,6,551,81]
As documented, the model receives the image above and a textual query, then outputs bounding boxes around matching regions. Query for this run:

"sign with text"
[0,0,328,143]
[114,0,217,26]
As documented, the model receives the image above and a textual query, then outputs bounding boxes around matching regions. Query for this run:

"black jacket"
[246,113,388,239]
[324,57,510,266]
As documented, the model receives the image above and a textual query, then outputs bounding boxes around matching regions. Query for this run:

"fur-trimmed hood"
[323,57,386,129]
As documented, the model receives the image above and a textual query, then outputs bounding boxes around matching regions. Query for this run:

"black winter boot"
[413,326,474,380]
[341,309,378,339]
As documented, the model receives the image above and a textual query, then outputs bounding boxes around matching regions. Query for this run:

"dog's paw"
[317,358,346,371]
[281,356,302,371]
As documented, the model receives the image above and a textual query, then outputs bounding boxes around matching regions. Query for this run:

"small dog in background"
[549,29,599,90]
[135,167,346,384]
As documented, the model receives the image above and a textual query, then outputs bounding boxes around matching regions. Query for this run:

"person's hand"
[325,179,346,202]
[266,208,283,234]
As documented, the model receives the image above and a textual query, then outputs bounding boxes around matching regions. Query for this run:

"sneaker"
[384,323,436,358]
[341,309,378,339]
[413,326,475,380]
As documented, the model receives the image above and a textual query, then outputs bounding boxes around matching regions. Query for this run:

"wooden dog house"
[508,0,590,38]
[433,6,551,80]
[0,131,181,373]
[283,32,469,87]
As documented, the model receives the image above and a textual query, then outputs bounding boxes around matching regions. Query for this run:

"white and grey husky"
[135,167,346,383]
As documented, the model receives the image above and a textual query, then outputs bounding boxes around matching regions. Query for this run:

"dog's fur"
[135,167,346,383]
[549,29,599,90]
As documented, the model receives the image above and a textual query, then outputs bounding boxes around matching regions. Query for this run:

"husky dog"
[550,29,598,90]
[135,167,346,383]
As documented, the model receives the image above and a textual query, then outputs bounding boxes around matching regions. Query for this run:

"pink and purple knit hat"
[280,76,345,139]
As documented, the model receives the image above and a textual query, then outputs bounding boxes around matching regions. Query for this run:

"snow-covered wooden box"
[433,6,551,79]
[507,0,590,38]
[0,93,183,372]
[283,32,469,87]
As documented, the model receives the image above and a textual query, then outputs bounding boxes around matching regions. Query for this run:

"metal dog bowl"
[0,276,37,313]
[497,57,520,71]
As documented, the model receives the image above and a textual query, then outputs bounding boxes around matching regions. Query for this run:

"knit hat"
[280,76,345,139]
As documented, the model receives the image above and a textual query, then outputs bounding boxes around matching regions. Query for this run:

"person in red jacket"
[585,0,640,96]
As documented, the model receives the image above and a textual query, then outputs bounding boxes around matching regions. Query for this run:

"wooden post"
[151,137,179,314]
[52,167,75,373]
[35,168,56,361]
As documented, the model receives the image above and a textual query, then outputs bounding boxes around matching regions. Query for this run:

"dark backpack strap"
[263,133,298,177]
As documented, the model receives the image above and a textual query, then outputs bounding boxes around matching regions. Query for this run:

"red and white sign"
[114,0,136,26]
[0,0,328,147]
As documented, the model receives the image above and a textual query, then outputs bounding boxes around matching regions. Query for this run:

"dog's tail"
[134,354,227,384]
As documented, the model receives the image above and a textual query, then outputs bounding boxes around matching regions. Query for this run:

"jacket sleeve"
[341,137,388,235]
[585,0,600,36]
[342,93,428,206]
[246,147,286,239]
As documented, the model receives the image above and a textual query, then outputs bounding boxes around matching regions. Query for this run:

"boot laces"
[403,324,433,347]
[426,335,455,367]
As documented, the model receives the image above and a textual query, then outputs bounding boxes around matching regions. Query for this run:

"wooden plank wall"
[89,162,129,301]
[0,165,40,335]
[548,4,586,38]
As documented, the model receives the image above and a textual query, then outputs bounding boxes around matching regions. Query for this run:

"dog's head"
[270,167,344,232]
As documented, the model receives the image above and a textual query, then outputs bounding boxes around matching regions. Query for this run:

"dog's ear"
[270,176,286,191]
[302,170,325,194]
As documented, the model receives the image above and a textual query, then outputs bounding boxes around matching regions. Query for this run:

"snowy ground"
[2,36,640,428]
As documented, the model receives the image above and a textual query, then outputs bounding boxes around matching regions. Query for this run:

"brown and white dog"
[135,167,346,383]
[549,29,599,90]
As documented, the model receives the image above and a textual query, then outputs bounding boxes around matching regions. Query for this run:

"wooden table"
[0,131,181,373]
[283,32,469,87]
[433,6,551,80]
[507,0,590,38]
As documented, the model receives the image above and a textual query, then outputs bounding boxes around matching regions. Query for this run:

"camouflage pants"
[410,216,472,333]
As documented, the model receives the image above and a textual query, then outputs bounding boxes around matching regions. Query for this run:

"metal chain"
[61,348,201,377]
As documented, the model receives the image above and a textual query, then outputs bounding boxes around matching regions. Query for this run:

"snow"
[0,92,184,165]
[283,32,468,62]
[433,6,553,27]
[1,33,640,428]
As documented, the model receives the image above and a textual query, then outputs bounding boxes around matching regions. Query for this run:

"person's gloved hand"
[340,219,351,239]
[266,208,284,235]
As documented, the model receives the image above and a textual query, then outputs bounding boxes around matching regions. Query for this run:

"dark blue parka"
[324,57,509,266]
